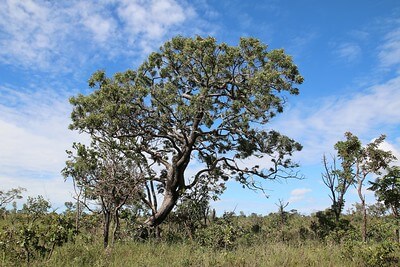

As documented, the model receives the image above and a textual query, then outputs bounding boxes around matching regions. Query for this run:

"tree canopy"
[67,36,304,227]
[369,166,400,219]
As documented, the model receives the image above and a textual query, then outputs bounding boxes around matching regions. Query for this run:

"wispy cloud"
[273,75,400,165]
[0,84,89,208]
[335,42,361,63]
[0,0,66,70]
[378,26,400,68]
[0,0,199,72]
[0,86,86,176]
[116,0,195,54]
[288,188,312,203]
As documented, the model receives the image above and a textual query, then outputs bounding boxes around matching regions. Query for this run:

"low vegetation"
[1,194,399,266]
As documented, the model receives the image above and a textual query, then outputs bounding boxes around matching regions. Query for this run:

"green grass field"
[16,238,393,267]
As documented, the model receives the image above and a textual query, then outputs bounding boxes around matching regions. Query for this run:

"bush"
[0,214,76,264]
[368,217,399,242]
[310,210,353,242]
[342,240,400,267]
[195,212,243,250]
[0,197,76,265]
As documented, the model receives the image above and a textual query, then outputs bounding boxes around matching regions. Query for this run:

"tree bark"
[75,199,81,233]
[361,199,367,242]
[145,190,179,227]
[112,209,120,245]
[103,210,111,248]
[357,179,367,242]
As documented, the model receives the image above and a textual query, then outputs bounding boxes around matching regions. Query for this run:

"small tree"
[276,199,289,241]
[63,140,144,247]
[0,187,26,216]
[369,166,400,242]
[321,154,352,222]
[335,132,395,242]
[174,176,224,239]
[68,36,304,228]
[21,195,51,223]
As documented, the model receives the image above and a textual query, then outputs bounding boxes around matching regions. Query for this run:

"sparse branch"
[322,154,337,203]
[0,187,26,208]
[185,156,227,189]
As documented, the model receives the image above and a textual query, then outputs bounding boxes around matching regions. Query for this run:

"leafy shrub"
[0,214,75,264]
[342,240,400,267]
[368,217,398,242]
[0,197,76,265]
[195,212,243,250]
[310,210,352,241]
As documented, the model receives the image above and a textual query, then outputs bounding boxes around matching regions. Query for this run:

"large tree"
[68,36,304,227]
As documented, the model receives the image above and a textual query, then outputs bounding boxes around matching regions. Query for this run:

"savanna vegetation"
[1,36,399,266]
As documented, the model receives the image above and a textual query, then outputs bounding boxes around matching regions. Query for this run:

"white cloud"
[116,0,193,53]
[378,27,400,68]
[335,42,361,62]
[75,2,117,43]
[0,86,87,176]
[349,30,370,41]
[288,188,311,203]
[379,141,400,165]
[0,0,197,71]
[0,84,92,210]
[0,174,75,210]
[0,119,64,173]
[0,0,62,69]
[274,76,400,165]
[350,187,374,197]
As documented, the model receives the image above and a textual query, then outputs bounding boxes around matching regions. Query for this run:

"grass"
[23,239,360,267]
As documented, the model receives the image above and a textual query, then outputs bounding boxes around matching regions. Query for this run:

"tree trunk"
[361,199,367,242]
[112,209,120,245]
[145,190,179,227]
[145,157,189,228]
[357,180,367,242]
[75,199,81,233]
[103,210,111,248]
[334,197,345,223]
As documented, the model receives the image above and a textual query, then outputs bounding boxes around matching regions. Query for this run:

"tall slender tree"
[335,132,395,242]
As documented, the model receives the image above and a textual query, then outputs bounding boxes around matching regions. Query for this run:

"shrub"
[195,212,243,250]
[342,240,400,267]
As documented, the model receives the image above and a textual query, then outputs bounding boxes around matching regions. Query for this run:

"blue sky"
[1,0,400,215]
